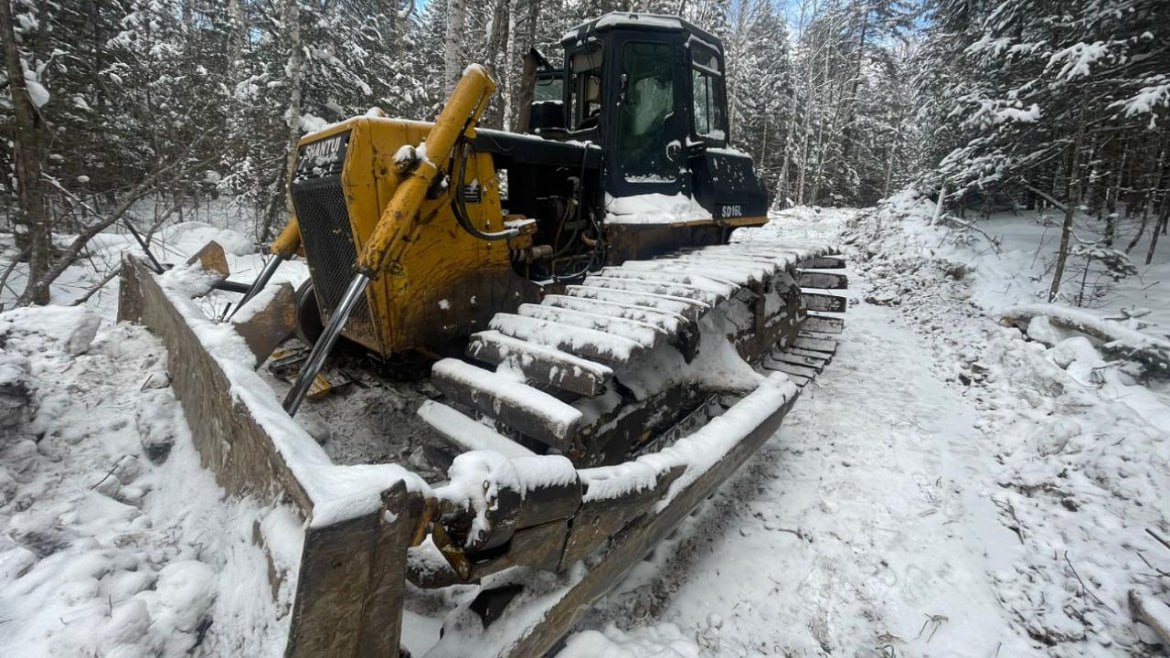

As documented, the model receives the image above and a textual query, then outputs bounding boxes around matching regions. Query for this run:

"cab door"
[607,35,687,197]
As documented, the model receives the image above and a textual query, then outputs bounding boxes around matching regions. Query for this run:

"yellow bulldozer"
[119,12,848,656]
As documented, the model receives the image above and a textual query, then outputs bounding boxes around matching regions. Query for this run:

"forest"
[0,0,1167,307]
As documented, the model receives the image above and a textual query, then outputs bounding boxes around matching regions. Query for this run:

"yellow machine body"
[289,118,537,358]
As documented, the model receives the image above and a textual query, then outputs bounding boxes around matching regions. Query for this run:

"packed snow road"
[636,268,1022,654]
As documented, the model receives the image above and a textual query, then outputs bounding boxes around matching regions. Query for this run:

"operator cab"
[526,12,768,222]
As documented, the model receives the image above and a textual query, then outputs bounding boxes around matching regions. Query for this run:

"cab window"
[691,44,725,141]
[569,45,603,130]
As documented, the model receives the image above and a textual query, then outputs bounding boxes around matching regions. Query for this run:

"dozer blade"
[185,240,230,288]
[230,281,297,364]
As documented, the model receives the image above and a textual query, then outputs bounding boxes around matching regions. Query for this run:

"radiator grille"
[290,177,376,345]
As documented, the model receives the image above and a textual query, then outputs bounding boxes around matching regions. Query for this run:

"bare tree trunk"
[1148,201,1169,266]
[1049,104,1087,303]
[444,0,467,95]
[775,78,799,207]
[262,0,304,242]
[226,0,246,79]
[2,0,51,305]
[1127,141,1168,253]
[506,0,541,131]
[838,0,868,167]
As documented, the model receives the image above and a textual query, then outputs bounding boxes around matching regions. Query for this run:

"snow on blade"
[153,274,432,528]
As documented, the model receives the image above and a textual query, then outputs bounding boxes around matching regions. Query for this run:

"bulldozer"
[118,12,848,657]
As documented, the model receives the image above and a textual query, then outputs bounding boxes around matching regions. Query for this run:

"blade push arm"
[357,64,501,276]
[283,64,501,415]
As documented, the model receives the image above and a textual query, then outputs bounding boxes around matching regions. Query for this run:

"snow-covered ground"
[2,197,1168,656]
[0,307,293,656]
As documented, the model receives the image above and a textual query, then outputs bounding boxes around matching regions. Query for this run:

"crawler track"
[422,239,848,467]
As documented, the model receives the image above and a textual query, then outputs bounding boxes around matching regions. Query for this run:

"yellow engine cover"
[289,117,539,358]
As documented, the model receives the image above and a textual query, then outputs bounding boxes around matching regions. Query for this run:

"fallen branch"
[70,268,120,307]
[938,214,1003,254]
[1065,551,1114,613]
[1002,304,1170,378]
[1148,528,1170,553]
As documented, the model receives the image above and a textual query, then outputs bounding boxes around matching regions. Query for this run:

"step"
[541,294,688,336]
[616,258,770,286]
[760,363,810,387]
[800,256,846,269]
[790,346,833,363]
[768,349,825,373]
[598,267,738,298]
[416,400,536,458]
[793,334,838,354]
[431,359,582,450]
[466,330,613,397]
[801,291,848,313]
[583,276,724,307]
[763,359,818,380]
[803,312,845,335]
[681,246,802,269]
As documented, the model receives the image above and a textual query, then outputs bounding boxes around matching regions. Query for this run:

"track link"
[425,239,847,466]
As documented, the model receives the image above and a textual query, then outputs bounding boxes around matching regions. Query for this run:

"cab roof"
[561,12,723,52]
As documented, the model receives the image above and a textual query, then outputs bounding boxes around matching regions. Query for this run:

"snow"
[1049,41,1109,81]
[22,68,50,108]
[438,451,521,549]
[592,13,686,33]
[490,313,642,363]
[560,622,701,657]
[431,358,583,437]
[605,193,713,225]
[298,113,332,135]
[416,400,535,459]
[998,103,1042,123]
[0,311,292,656]
[462,63,489,78]
[228,278,287,325]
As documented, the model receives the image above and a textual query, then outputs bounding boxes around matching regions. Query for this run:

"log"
[1002,304,1170,377]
